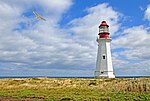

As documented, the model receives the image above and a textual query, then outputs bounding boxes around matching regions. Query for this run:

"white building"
[95,21,115,78]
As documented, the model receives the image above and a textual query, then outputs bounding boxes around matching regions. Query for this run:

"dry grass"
[0,77,149,92]
[0,77,149,100]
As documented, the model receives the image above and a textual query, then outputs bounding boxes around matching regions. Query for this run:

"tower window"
[103,55,105,59]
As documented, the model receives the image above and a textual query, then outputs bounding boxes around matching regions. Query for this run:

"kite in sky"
[33,10,46,21]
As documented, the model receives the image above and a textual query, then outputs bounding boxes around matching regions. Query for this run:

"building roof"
[99,21,109,27]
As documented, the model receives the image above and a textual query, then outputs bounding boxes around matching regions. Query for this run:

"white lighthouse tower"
[95,21,115,78]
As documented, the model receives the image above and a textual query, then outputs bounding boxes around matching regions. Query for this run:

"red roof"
[100,21,109,27]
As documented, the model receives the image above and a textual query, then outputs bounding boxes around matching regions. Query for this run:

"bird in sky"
[33,10,46,21]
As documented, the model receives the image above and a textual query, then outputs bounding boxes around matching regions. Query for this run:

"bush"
[89,82,96,86]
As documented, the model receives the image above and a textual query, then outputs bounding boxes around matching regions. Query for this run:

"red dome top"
[100,21,109,27]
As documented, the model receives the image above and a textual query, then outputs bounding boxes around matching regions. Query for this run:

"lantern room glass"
[99,26,109,33]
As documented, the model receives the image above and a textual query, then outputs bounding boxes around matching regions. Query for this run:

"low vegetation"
[0,77,149,100]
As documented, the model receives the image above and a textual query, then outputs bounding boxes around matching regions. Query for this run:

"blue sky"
[0,0,150,77]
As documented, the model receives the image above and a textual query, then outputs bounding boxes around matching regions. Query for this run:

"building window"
[103,55,105,59]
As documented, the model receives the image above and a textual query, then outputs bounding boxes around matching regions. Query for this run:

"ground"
[0,77,149,101]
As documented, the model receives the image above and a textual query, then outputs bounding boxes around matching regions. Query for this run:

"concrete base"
[95,71,115,78]
[95,75,115,78]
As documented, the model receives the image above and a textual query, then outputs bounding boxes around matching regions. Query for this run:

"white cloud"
[0,0,73,71]
[0,0,149,77]
[0,2,120,76]
[112,26,150,59]
[144,4,150,21]
[69,3,119,36]
[112,25,150,76]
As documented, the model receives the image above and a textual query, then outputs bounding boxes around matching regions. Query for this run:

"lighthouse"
[95,21,115,78]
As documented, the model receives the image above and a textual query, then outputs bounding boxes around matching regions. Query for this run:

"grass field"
[0,77,150,101]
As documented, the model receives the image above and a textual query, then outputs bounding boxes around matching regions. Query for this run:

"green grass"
[0,78,150,101]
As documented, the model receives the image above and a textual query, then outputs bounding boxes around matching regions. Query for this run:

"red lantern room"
[98,21,110,38]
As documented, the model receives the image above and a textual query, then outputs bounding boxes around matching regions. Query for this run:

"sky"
[0,0,150,77]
